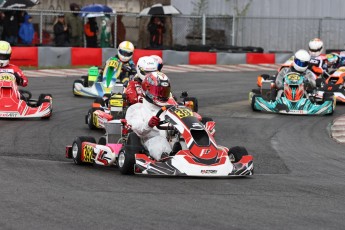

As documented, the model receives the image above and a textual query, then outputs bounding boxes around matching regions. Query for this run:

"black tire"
[184,97,198,112]
[201,117,213,125]
[72,136,96,165]
[315,78,325,88]
[37,94,52,106]
[87,108,102,130]
[118,132,143,175]
[73,80,84,96]
[98,136,107,145]
[81,75,88,87]
[251,94,260,112]
[228,146,248,163]
[323,92,334,102]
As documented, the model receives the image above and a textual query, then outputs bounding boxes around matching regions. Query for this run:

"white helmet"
[117,41,134,62]
[293,49,311,72]
[136,56,157,81]
[308,38,323,57]
[0,41,12,67]
[150,55,163,71]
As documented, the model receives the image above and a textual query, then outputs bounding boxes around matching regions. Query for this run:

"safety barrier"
[11,47,292,67]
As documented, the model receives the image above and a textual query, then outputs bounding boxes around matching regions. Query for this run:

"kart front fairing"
[253,95,334,115]
[134,106,254,177]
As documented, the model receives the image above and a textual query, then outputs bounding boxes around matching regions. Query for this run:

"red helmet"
[142,72,171,106]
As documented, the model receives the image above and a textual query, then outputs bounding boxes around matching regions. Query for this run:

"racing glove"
[148,116,160,128]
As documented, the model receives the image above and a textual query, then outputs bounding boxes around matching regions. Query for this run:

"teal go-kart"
[73,57,124,98]
[249,72,336,115]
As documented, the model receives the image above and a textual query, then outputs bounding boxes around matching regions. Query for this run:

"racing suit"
[124,75,143,105]
[103,55,136,86]
[125,98,172,160]
[275,67,316,89]
[0,64,28,87]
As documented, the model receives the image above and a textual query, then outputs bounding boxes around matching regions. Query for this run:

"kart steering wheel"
[19,89,32,101]
[155,105,174,130]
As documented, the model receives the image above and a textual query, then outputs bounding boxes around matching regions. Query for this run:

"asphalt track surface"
[1,72,345,230]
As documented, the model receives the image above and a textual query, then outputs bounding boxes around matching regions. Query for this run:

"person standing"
[84,17,98,47]
[18,14,34,45]
[53,14,69,47]
[147,16,165,48]
[65,3,83,47]
[100,16,111,48]
[3,11,19,45]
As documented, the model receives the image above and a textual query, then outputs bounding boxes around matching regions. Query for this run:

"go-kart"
[86,88,199,130]
[0,73,52,119]
[73,57,131,98]
[66,105,253,177]
[316,66,345,103]
[250,72,335,115]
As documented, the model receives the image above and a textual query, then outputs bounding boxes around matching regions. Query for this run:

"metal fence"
[1,7,345,52]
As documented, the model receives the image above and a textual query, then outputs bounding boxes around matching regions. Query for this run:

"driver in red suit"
[0,40,28,87]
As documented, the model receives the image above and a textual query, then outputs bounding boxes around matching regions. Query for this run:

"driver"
[0,40,28,87]
[276,49,316,90]
[125,72,172,161]
[124,56,157,105]
[308,38,328,76]
[101,41,136,85]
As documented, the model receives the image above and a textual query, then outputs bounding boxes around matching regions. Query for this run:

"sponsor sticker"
[0,112,19,117]
[201,169,217,174]
[83,145,94,163]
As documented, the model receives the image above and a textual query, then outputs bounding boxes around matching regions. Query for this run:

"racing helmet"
[0,40,12,67]
[293,49,311,72]
[142,72,171,106]
[117,41,134,63]
[136,56,157,81]
[326,53,339,68]
[308,38,323,57]
[150,55,163,71]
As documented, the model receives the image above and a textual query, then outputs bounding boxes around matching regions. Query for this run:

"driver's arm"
[275,68,288,89]
[125,105,152,136]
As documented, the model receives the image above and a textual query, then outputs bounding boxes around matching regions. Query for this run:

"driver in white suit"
[125,72,172,161]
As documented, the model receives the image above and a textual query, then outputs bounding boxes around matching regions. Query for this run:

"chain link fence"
[1,7,345,52]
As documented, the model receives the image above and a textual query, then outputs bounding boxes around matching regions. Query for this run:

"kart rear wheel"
[87,108,103,130]
[228,146,248,163]
[72,136,96,165]
[118,132,142,175]
[251,95,260,112]
[98,136,107,145]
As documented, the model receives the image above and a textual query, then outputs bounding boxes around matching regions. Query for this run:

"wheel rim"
[72,143,78,159]
[229,153,235,163]
[118,151,125,168]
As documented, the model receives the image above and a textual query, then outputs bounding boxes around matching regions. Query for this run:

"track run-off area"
[1,71,345,229]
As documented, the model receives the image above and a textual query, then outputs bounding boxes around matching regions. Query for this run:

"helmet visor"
[294,58,309,68]
[309,47,322,52]
[0,54,10,60]
[119,49,133,57]
[149,85,170,102]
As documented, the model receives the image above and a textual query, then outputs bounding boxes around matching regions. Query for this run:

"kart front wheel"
[251,95,260,112]
[72,136,96,165]
[118,149,135,175]
[228,146,248,163]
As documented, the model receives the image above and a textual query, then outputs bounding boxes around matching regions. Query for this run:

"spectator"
[53,14,69,47]
[3,11,19,45]
[65,3,83,47]
[147,16,165,48]
[84,17,98,47]
[100,16,111,47]
[18,14,34,45]
[111,15,126,47]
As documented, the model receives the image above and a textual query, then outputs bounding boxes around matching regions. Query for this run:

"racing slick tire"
[184,97,199,112]
[98,136,107,145]
[72,136,96,165]
[228,146,248,163]
[251,95,260,112]
[87,108,104,130]
[118,133,143,175]
[323,92,335,115]
[93,97,106,107]
[73,80,84,96]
